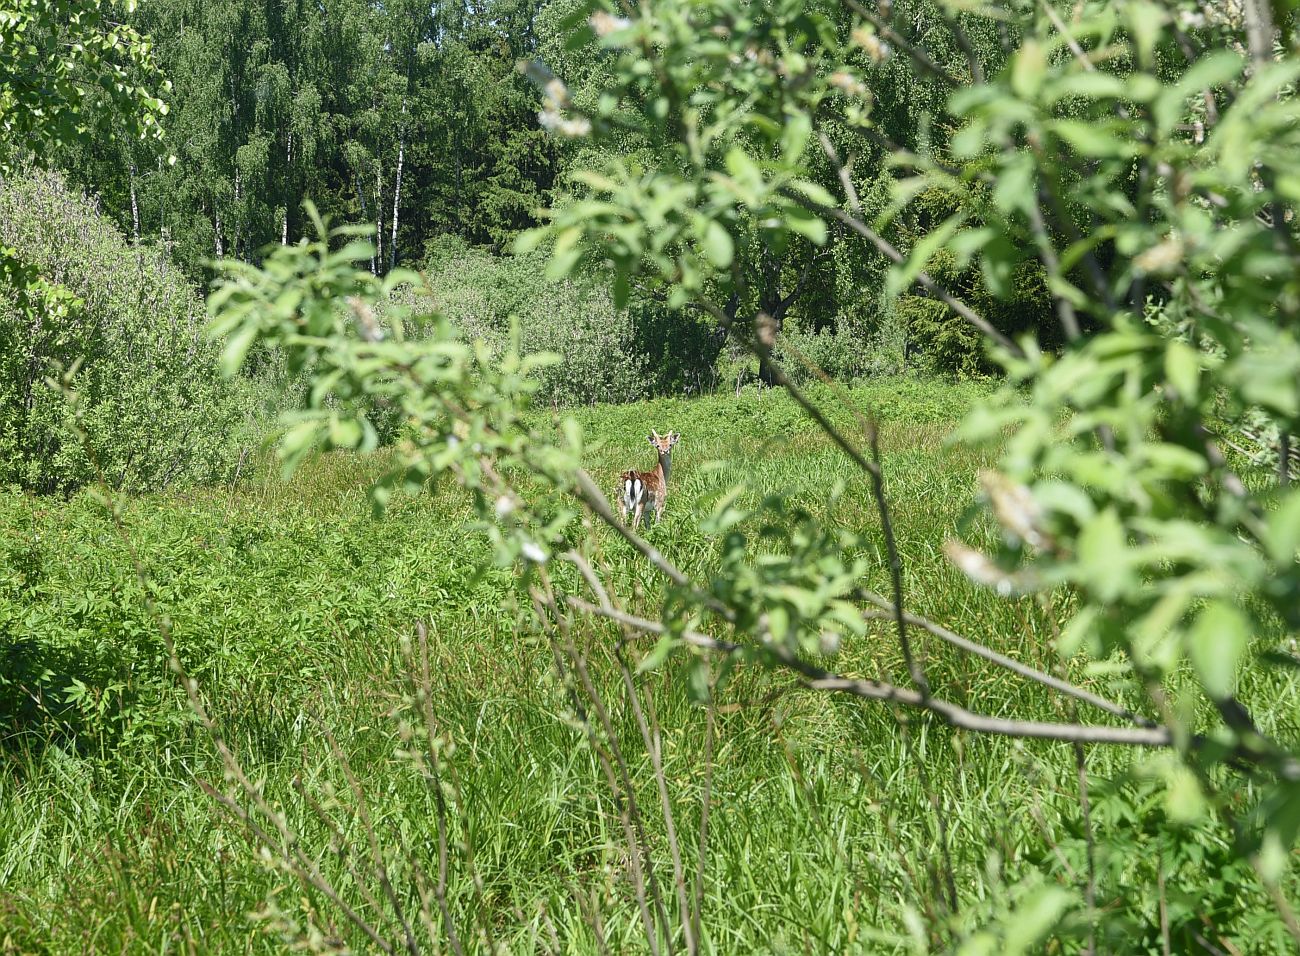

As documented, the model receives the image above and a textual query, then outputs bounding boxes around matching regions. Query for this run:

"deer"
[619,429,680,528]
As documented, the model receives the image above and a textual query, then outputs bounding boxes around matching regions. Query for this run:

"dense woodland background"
[35,0,1055,402]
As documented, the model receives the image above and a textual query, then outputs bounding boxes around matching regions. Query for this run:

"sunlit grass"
[2,376,1297,953]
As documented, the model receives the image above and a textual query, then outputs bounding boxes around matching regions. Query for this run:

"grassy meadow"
[3,376,1298,954]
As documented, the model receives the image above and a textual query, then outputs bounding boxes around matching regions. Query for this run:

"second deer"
[619,429,680,528]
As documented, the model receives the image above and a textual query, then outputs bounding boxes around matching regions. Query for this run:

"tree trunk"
[390,134,405,271]
[374,169,384,274]
[129,164,140,244]
[233,169,243,259]
[284,131,293,245]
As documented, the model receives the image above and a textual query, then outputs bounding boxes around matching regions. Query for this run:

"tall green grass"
[2,376,1297,953]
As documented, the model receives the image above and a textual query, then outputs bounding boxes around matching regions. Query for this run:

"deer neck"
[657,450,672,486]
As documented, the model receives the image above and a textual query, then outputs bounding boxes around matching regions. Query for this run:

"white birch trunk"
[129,164,140,244]
[374,170,384,275]
[390,137,404,270]
[284,131,293,245]
[234,169,243,258]
[390,100,407,271]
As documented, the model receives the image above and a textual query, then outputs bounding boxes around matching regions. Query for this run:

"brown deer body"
[619,430,680,528]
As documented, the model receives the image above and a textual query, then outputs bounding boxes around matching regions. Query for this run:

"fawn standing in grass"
[619,430,680,528]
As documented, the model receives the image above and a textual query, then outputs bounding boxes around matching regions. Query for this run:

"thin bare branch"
[572,469,735,623]
[710,323,930,695]
[842,0,963,87]
[197,780,396,954]
[854,593,1157,728]
[566,597,1176,747]
[323,727,421,956]
[863,423,929,695]
[1076,741,1098,952]
[782,189,1024,356]
[411,625,467,956]
[691,673,715,948]
[939,7,984,84]
[535,578,676,955]
[1025,197,1083,341]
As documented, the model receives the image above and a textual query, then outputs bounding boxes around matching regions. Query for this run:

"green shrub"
[413,237,720,405]
[776,321,905,385]
[0,170,252,494]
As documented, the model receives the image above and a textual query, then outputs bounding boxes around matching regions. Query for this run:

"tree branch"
[842,0,963,88]
[566,597,1175,747]
[782,188,1024,357]
[854,591,1159,728]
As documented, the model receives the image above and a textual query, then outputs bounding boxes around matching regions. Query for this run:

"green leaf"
[887,214,962,299]
[948,227,993,268]
[1154,51,1244,132]
[724,147,763,190]
[565,24,596,51]
[1057,605,1099,657]
[1127,1,1167,66]
[980,232,1017,299]
[1045,72,1129,104]
[219,323,258,378]
[767,605,791,642]
[637,633,678,674]
[1004,886,1074,956]
[1164,764,1207,824]
[278,420,322,478]
[514,226,549,255]
[782,205,827,245]
[1011,40,1047,98]
[700,219,735,268]
[781,112,812,163]
[686,659,711,703]
[1266,492,1300,563]
[1049,119,1135,158]
[1141,443,1207,479]
[992,155,1035,217]
[787,178,837,208]
[328,416,362,449]
[613,270,630,308]
[1164,340,1200,402]
[956,932,999,956]
[1187,600,1250,700]
[1077,508,1128,602]
[546,227,583,280]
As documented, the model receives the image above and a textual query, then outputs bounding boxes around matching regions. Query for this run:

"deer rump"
[619,469,656,515]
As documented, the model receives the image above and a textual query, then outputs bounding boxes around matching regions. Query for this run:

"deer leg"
[620,477,634,523]
[633,500,644,528]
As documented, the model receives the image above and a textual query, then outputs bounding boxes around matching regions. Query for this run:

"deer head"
[647,429,680,456]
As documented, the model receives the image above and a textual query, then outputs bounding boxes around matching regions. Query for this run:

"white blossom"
[590,11,632,38]
[538,108,592,138]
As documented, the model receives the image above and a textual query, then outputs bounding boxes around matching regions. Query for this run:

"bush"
[775,319,906,385]
[413,237,719,405]
[0,170,251,494]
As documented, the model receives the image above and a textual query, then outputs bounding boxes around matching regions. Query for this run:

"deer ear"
[647,433,655,443]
